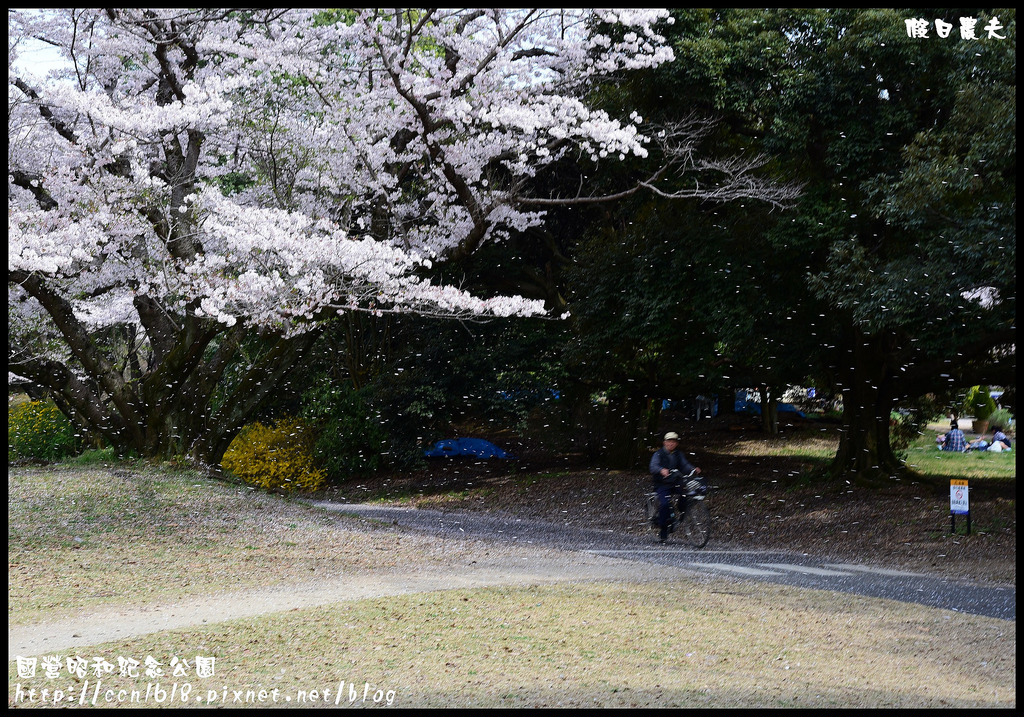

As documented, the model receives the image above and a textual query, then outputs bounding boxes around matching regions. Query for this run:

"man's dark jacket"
[649,447,696,485]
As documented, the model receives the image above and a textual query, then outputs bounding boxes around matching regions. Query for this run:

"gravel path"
[316,502,1016,621]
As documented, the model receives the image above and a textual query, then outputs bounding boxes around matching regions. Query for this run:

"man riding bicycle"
[650,431,702,543]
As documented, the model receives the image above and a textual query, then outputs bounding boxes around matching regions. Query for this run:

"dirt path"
[9,547,679,659]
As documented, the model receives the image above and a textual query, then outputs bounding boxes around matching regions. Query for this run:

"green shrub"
[988,407,1014,434]
[888,411,918,458]
[301,383,388,479]
[66,447,120,466]
[963,386,997,420]
[221,417,326,492]
[8,400,83,462]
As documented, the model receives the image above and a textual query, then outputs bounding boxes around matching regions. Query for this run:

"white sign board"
[950,479,969,515]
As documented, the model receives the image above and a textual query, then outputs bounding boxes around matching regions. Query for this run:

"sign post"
[950,478,970,535]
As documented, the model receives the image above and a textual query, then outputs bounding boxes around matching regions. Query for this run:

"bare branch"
[520,116,801,211]
[10,76,80,144]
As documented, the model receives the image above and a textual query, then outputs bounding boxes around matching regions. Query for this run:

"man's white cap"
[664,432,680,441]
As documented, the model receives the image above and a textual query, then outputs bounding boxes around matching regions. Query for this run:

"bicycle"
[644,469,711,548]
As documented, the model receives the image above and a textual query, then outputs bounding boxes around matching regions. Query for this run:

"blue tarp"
[735,399,806,418]
[424,438,516,459]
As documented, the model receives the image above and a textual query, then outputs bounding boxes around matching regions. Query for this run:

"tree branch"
[11,269,144,442]
[8,352,129,449]
[9,170,58,210]
[10,76,80,145]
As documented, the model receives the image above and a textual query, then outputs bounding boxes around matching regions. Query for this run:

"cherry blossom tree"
[8,9,784,466]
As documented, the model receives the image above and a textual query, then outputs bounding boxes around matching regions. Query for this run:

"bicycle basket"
[685,477,709,497]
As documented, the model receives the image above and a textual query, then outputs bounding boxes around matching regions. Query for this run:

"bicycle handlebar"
[666,468,708,497]
[666,468,698,479]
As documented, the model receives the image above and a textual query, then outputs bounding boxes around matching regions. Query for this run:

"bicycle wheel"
[644,493,660,532]
[681,499,711,548]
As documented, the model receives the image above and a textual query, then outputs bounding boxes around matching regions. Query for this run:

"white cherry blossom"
[8,8,676,463]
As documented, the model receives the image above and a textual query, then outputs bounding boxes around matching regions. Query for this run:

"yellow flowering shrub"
[221,417,326,492]
[8,399,82,462]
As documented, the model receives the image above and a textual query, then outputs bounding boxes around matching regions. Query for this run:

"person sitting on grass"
[967,435,990,451]
[942,420,968,452]
[989,427,1012,452]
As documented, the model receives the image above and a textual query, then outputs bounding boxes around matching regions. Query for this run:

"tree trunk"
[718,388,736,416]
[759,384,780,435]
[201,329,324,465]
[603,392,648,468]
[829,329,907,486]
[643,398,662,440]
[11,282,329,469]
[560,381,603,461]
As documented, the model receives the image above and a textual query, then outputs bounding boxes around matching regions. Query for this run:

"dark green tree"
[556,10,816,464]
[558,8,1015,482]
[657,8,1015,483]
[562,203,723,466]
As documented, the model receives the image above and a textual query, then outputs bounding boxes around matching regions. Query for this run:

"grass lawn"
[10,578,1015,709]
[7,462,463,626]
[904,429,1016,482]
[719,422,1015,484]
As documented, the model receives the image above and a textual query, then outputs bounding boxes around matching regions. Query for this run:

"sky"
[11,37,67,80]
[9,7,68,81]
